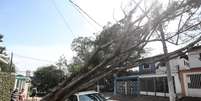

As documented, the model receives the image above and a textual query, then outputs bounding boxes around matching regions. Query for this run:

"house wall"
[170,58,190,70]
[188,49,201,68]
[139,63,156,74]
[14,78,26,90]
[180,68,201,97]
[156,58,189,75]
[137,57,188,97]
[14,75,31,100]
[176,47,201,97]
[115,46,201,97]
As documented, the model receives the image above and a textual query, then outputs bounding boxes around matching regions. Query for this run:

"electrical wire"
[13,53,55,63]
[50,0,76,37]
[68,0,103,28]
[71,3,99,31]
[68,1,99,31]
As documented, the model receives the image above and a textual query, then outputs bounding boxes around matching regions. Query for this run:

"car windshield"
[79,93,106,101]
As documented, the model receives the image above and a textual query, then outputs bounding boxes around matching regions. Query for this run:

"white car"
[65,91,116,101]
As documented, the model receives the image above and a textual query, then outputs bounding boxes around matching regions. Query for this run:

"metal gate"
[187,73,201,97]
[114,76,139,96]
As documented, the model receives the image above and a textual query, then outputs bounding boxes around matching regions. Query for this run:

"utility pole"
[159,24,175,101]
[9,52,13,72]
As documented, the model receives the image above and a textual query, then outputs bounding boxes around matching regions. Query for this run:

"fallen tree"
[41,0,201,101]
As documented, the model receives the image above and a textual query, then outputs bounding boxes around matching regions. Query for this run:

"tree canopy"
[42,0,201,101]
[0,34,15,72]
[31,65,64,93]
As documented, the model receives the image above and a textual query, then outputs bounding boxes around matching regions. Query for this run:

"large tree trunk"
[159,24,175,101]
[40,1,201,100]
[41,34,201,101]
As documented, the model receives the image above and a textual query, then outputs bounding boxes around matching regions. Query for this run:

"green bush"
[0,72,15,101]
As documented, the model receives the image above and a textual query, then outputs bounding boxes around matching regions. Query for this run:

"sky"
[0,0,128,74]
[0,0,180,74]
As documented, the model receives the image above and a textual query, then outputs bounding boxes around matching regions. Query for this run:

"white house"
[179,46,201,97]
[114,45,201,98]
[138,55,189,98]
[14,74,31,100]
[113,55,189,97]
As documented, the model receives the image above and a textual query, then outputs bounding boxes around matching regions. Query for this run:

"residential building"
[137,56,189,98]
[179,46,201,97]
[114,45,201,98]
[14,74,31,99]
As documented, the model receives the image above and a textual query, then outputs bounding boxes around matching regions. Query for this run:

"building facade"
[114,46,201,98]
[14,74,31,99]
[179,46,201,97]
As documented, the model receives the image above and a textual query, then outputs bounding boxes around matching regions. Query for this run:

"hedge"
[0,72,15,101]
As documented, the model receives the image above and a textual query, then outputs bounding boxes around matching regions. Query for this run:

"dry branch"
[41,0,201,101]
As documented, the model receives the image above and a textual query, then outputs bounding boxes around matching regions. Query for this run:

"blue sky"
[0,0,179,74]
[1,0,86,46]
[0,0,126,74]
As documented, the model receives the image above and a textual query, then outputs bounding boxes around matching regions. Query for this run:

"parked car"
[65,91,117,101]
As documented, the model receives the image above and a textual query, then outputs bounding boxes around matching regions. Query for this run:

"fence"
[185,72,201,97]
[0,72,15,101]
[188,74,201,89]
[139,76,176,96]
[114,76,139,96]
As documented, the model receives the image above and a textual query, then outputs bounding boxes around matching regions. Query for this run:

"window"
[160,62,166,67]
[68,95,78,101]
[188,74,201,88]
[143,63,150,69]
[199,53,201,60]
[184,61,190,67]
[175,65,180,70]
[79,93,106,101]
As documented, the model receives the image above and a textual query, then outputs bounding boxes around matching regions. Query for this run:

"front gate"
[186,73,201,97]
[114,76,139,96]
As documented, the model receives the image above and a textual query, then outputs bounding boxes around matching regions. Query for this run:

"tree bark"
[40,1,201,100]
[159,24,175,101]
[41,33,201,101]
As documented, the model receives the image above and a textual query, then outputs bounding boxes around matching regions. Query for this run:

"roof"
[75,91,98,95]
[16,74,29,80]
[188,45,201,52]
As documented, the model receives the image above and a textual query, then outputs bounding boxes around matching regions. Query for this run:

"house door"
[186,73,201,97]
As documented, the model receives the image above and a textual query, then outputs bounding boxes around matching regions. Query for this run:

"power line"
[68,0,103,28]
[13,53,55,63]
[16,70,34,73]
[50,0,76,37]
[70,2,98,31]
